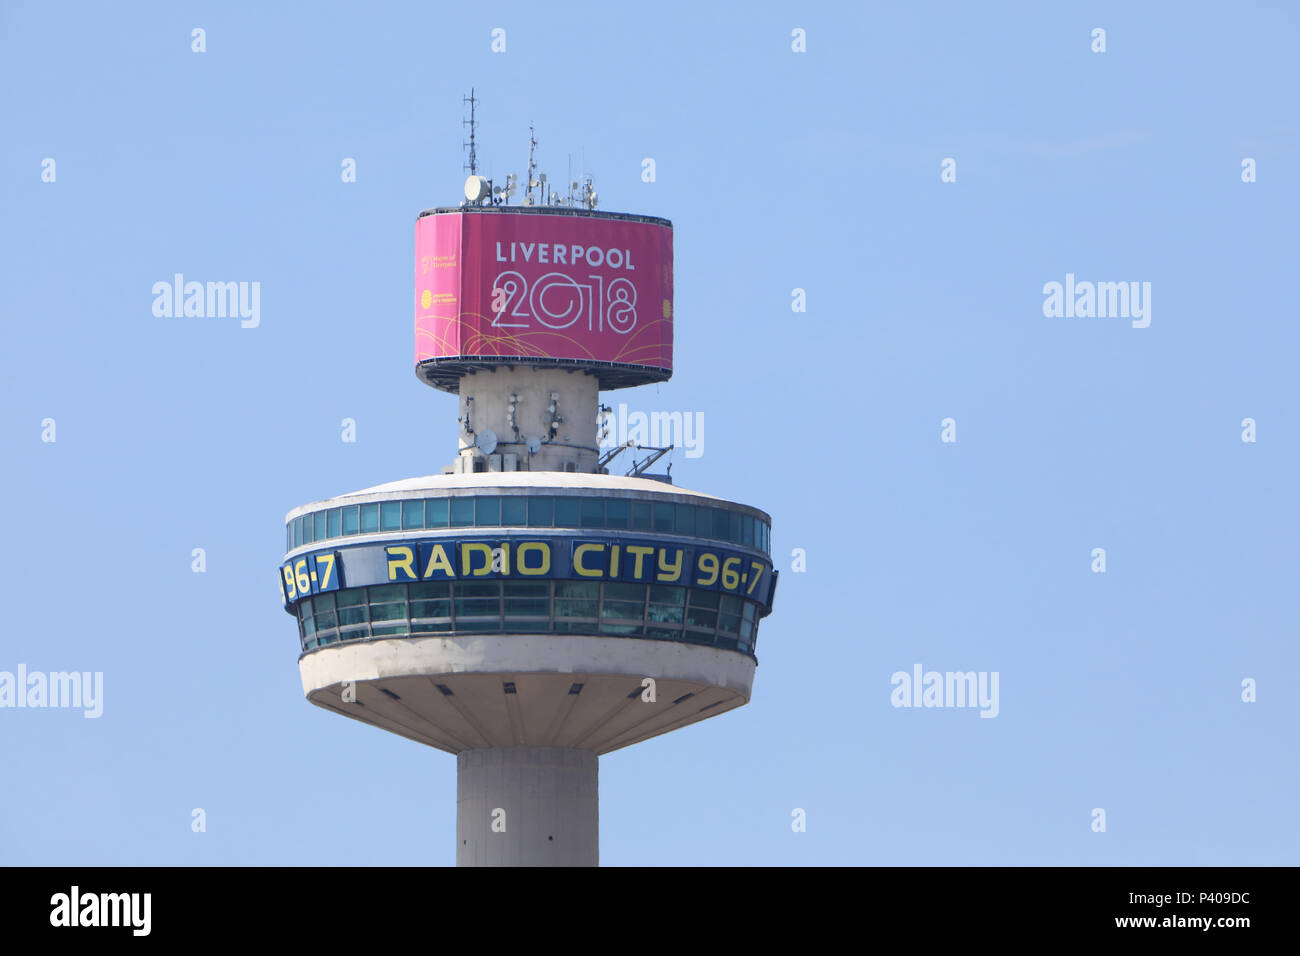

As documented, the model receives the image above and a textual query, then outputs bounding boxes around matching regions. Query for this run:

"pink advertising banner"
[415,211,673,371]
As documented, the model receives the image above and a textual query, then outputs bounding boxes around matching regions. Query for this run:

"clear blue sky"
[2,0,1296,865]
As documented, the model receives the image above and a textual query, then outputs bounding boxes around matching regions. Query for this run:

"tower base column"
[456,747,599,866]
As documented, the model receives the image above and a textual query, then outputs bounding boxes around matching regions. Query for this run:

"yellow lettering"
[461,542,495,576]
[386,546,415,581]
[422,544,456,579]
[627,545,654,579]
[609,544,621,577]
[574,543,606,577]
[517,542,551,575]
[657,548,683,582]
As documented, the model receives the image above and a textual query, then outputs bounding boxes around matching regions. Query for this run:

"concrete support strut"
[456,746,598,866]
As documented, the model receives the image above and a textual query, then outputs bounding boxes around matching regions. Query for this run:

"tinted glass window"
[402,500,424,530]
[501,497,527,525]
[360,503,380,533]
[631,501,652,530]
[342,506,359,535]
[554,497,580,527]
[313,512,327,541]
[425,498,449,527]
[653,502,674,532]
[674,504,695,535]
[380,501,401,532]
[580,498,604,528]
[527,497,553,527]
[327,508,341,538]
[450,497,474,527]
[605,499,629,529]
[476,496,500,526]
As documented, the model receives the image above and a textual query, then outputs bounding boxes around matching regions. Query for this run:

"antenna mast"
[463,88,479,175]
[526,124,538,206]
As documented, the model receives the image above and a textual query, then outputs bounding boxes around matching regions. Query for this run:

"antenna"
[462,88,479,175]
[525,125,538,206]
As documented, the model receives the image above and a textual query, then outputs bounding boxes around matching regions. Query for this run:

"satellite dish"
[464,175,490,202]
[478,429,498,455]
[526,436,542,454]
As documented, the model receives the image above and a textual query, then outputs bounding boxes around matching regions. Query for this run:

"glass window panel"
[300,516,312,545]
[335,588,365,607]
[501,497,527,525]
[342,506,359,535]
[370,603,407,623]
[649,585,684,605]
[408,581,450,600]
[631,501,652,530]
[337,625,369,640]
[554,497,580,527]
[684,630,715,645]
[314,611,337,631]
[720,594,743,615]
[555,599,597,618]
[286,524,293,551]
[360,503,380,533]
[313,593,336,612]
[711,508,729,539]
[450,497,474,527]
[645,626,681,640]
[601,623,644,636]
[602,600,644,620]
[580,498,604,528]
[556,581,599,600]
[301,617,317,637]
[740,620,754,639]
[505,599,550,616]
[299,599,313,620]
[719,614,741,633]
[327,508,341,538]
[368,584,405,603]
[424,497,449,527]
[454,598,499,616]
[476,496,500,526]
[729,511,742,543]
[714,635,738,650]
[527,497,553,527]
[457,581,501,598]
[314,512,327,541]
[380,501,401,532]
[371,624,410,637]
[686,607,718,629]
[742,602,756,622]
[743,515,754,547]
[402,499,424,530]
[688,589,720,609]
[410,600,451,618]
[503,581,549,598]
[674,504,695,536]
[604,582,644,601]
[455,619,501,632]
[410,620,452,634]
[338,606,368,626]
[653,502,674,532]
[647,604,684,624]
[605,498,629,529]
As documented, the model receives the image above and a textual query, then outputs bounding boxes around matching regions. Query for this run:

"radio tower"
[279,108,777,866]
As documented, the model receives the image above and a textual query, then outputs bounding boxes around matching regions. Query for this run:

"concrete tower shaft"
[452,366,599,474]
